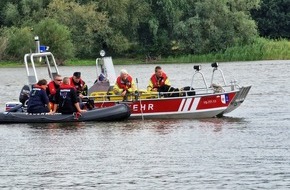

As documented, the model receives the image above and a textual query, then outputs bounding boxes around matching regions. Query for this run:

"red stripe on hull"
[94,92,236,115]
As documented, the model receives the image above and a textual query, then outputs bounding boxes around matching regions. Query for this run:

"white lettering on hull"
[132,103,154,112]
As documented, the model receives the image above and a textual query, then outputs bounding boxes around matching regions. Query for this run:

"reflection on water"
[19,116,248,135]
[197,117,248,131]
[28,122,86,130]
[1,61,290,189]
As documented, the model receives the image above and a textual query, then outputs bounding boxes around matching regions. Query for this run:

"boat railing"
[87,88,216,102]
[23,36,60,86]
[210,79,241,91]
[86,79,245,102]
[89,57,242,102]
[210,62,227,86]
[190,65,209,92]
[24,52,59,86]
[190,62,242,93]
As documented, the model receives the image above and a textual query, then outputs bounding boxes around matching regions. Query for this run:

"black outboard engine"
[19,85,30,106]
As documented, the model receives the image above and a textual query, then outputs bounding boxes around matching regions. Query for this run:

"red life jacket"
[60,84,75,90]
[150,73,168,88]
[47,81,59,95]
[116,75,133,90]
[69,77,85,91]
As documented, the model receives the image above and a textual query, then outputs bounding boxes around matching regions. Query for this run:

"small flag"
[221,94,229,104]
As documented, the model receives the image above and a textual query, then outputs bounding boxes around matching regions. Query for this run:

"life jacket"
[60,84,75,90]
[150,73,168,88]
[32,84,46,91]
[69,77,85,91]
[47,81,59,95]
[116,75,133,90]
[34,84,46,90]
[47,81,61,105]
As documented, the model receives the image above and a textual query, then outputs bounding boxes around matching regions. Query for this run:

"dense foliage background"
[0,0,289,63]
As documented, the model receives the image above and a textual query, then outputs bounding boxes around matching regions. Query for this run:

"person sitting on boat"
[27,79,51,114]
[53,77,86,114]
[69,72,88,99]
[94,66,107,84]
[113,69,136,100]
[147,66,171,92]
[46,74,62,109]
[94,73,107,84]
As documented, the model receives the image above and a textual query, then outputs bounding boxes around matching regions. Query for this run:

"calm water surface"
[0,61,289,189]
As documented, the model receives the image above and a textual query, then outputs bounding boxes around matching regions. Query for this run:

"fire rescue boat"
[87,51,251,119]
[9,37,250,121]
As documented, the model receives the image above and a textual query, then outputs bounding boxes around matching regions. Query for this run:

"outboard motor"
[19,85,30,106]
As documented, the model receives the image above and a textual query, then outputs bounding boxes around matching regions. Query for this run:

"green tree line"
[0,0,289,64]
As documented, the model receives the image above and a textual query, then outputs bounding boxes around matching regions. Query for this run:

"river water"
[0,60,289,189]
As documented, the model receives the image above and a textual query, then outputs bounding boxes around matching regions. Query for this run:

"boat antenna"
[136,78,144,121]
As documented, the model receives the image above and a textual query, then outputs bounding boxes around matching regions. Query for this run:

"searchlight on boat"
[193,65,201,71]
[100,50,106,57]
[211,62,218,68]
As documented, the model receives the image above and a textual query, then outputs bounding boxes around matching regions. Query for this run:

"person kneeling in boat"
[53,77,86,114]
[113,69,136,101]
[46,74,62,110]
[27,79,52,114]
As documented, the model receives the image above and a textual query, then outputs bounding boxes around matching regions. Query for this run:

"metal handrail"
[190,70,209,90]
[24,52,59,86]
[210,67,227,86]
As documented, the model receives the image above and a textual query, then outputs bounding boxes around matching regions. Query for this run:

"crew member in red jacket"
[147,66,171,92]
[46,74,62,108]
[113,69,136,99]
[69,72,87,98]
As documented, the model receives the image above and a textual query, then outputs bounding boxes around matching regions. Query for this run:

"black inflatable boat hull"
[0,104,130,123]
